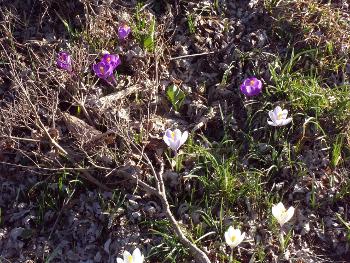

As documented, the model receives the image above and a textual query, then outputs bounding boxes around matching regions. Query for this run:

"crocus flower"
[116,248,144,263]
[57,51,72,72]
[224,226,245,249]
[240,77,262,96]
[93,61,114,79]
[101,54,121,70]
[272,202,295,227]
[267,106,292,126]
[163,129,188,152]
[118,24,131,40]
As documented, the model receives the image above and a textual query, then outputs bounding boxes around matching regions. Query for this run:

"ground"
[0,0,350,262]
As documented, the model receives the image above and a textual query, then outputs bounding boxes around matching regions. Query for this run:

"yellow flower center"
[281,209,287,217]
[99,66,105,73]
[249,79,255,86]
[128,255,133,263]
[171,131,175,140]
[277,111,284,120]
[231,235,236,242]
[107,57,111,62]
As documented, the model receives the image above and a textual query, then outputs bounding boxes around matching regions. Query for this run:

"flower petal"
[180,131,188,147]
[173,129,182,141]
[132,248,142,262]
[285,206,295,223]
[163,129,173,147]
[163,135,172,147]
[254,79,262,90]
[123,250,131,262]
[165,129,173,138]
[267,120,278,126]
[281,117,292,126]
[243,78,252,86]
[268,110,276,123]
[228,226,235,236]
[234,231,245,248]
[224,231,232,246]
[272,202,284,221]
[281,109,288,119]
[276,119,286,126]
[274,106,282,116]
[116,258,124,263]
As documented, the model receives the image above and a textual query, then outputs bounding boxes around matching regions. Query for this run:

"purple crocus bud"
[240,77,262,97]
[101,54,121,70]
[93,61,113,79]
[57,51,72,72]
[118,24,131,40]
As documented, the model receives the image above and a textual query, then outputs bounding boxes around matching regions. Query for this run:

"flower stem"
[279,229,285,253]
[229,249,234,263]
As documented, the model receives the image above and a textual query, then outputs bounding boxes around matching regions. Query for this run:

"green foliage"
[331,133,345,168]
[166,84,186,112]
[187,14,196,34]
[133,4,156,52]
[146,219,189,263]
[268,49,350,125]
[336,213,350,243]
[29,172,82,227]
[55,10,80,41]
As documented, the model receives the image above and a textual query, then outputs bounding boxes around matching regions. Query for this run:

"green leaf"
[166,84,186,112]
[143,16,156,52]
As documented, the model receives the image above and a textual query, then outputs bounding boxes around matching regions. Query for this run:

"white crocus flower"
[116,248,144,263]
[163,128,188,152]
[272,202,295,227]
[224,226,245,248]
[267,106,292,126]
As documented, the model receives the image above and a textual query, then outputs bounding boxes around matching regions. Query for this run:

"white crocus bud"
[224,226,245,249]
[272,202,295,227]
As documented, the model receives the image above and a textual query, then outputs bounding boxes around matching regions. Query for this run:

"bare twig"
[170,51,216,60]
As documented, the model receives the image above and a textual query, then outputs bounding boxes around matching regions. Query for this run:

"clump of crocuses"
[240,77,262,97]
[57,51,72,72]
[118,24,131,40]
[93,53,121,85]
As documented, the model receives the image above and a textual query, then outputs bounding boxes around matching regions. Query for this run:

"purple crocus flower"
[57,51,72,72]
[240,77,262,97]
[118,24,131,40]
[101,54,121,70]
[93,61,113,79]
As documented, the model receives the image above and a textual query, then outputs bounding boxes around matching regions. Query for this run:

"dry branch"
[97,85,142,110]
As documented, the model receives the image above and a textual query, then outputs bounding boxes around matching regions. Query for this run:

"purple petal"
[118,25,131,40]
[240,77,262,96]
[102,54,121,69]
[57,51,72,71]
[93,62,113,79]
